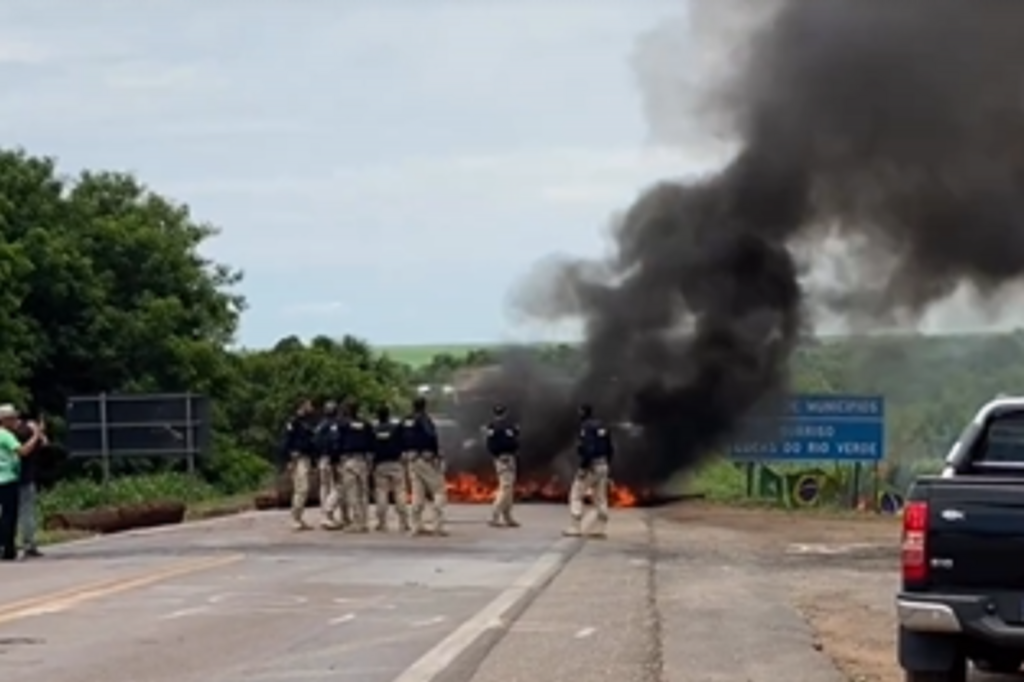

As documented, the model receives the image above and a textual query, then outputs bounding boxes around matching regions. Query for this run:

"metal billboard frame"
[65,392,211,482]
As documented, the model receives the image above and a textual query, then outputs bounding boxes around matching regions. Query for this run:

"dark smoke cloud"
[452,0,1024,489]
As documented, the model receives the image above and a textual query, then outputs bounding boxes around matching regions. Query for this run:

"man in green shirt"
[0,404,42,561]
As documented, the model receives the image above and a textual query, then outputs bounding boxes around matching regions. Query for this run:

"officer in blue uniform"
[485,404,521,528]
[281,399,318,530]
[372,405,410,532]
[314,400,344,529]
[402,397,447,536]
[564,403,614,538]
[339,400,374,532]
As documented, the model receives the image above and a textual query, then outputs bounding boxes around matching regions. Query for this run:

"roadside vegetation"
[0,148,415,519]
[3,146,1015,525]
[403,332,1020,511]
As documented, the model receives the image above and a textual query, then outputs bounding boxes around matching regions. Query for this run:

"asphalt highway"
[0,504,846,682]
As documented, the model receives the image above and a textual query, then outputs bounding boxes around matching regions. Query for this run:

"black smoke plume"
[450,0,1024,490]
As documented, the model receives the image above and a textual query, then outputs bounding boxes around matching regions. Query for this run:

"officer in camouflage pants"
[402,397,447,536]
[314,401,343,529]
[564,403,614,539]
[485,404,521,528]
[372,405,410,532]
[282,399,317,531]
[338,401,373,533]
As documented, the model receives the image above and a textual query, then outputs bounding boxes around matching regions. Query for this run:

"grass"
[682,457,929,514]
[381,343,496,367]
[34,473,261,546]
[38,473,223,520]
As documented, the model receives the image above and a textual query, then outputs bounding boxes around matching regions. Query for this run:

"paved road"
[0,504,847,681]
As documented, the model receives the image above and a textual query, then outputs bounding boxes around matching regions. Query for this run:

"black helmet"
[376,405,391,421]
[493,404,507,417]
[578,403,593,420]
[412,396,427,412]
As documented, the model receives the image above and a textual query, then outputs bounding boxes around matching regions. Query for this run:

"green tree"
[0,149,244,415]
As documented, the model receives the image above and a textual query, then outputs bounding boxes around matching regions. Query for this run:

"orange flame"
[445,472,641,508]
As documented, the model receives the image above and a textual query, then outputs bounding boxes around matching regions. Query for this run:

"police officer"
[563,403,614,538]
[485,404,521,528]
[372,405,410,532]
[281,398,318,531]
[338,400,373,533]
[401,396,447,536]
[314,400,344,529]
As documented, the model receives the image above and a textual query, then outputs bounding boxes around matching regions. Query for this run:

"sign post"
[730,394,886,507]
[65,393,211,474]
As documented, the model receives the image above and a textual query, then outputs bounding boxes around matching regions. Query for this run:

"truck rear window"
[977,411,1024,463]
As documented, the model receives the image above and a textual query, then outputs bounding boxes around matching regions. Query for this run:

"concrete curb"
[407,535,586,682]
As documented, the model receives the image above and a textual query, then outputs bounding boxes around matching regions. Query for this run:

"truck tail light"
[902,501,929,583]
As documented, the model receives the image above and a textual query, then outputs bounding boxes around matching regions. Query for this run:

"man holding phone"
[0,404,43,561]
[16,413,47,558]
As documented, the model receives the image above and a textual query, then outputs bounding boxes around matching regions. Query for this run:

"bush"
[200,442,275,495]
[686,459,748,501]
[39,473,220,517]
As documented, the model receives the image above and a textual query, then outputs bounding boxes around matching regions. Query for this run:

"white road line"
[411,616,446,627]
[392,538,573,682]
[330,613,357,625]
[206,592,307,607]
[162,606,210,620]
[574,626,596,639]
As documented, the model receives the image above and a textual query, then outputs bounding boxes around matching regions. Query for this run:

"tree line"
[3,145,1012,496]
[0,148,416,493]
[411,333,1024,465]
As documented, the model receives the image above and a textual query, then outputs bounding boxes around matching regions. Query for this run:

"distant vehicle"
[898,395,1024,681]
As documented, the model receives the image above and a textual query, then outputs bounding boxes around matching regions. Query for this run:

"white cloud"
[0,0,695,344]
[0,34,56,64]
[99,61,214,93]
[181,145,729,270]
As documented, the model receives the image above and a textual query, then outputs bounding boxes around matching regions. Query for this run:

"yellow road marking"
[0,553,244,625]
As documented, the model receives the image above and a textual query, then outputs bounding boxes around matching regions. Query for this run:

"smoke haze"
[455,0,1024,489]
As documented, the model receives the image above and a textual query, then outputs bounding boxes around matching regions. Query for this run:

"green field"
[381,343,495,367]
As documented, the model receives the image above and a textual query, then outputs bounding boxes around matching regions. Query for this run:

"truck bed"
[912,475,1024,592]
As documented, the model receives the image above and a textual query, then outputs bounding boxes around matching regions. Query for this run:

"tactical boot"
[487,517,503,528]
[587,514,608,538]
[321,519,342,530]
[293,519,312,532]
[374,521,387,532]
[504,516,521,528]
[433,527,449,537]
[561,518,585,532]
[409,526,430,537]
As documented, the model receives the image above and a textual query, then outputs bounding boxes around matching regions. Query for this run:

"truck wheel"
[973,655,1023,673]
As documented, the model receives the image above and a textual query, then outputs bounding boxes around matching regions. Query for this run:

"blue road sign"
[730,394,885,462]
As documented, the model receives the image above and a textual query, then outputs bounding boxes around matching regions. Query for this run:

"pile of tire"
[45,501,187,534]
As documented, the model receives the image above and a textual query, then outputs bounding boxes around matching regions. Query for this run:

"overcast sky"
[4,0,1007,351]
[0,0,723,348]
